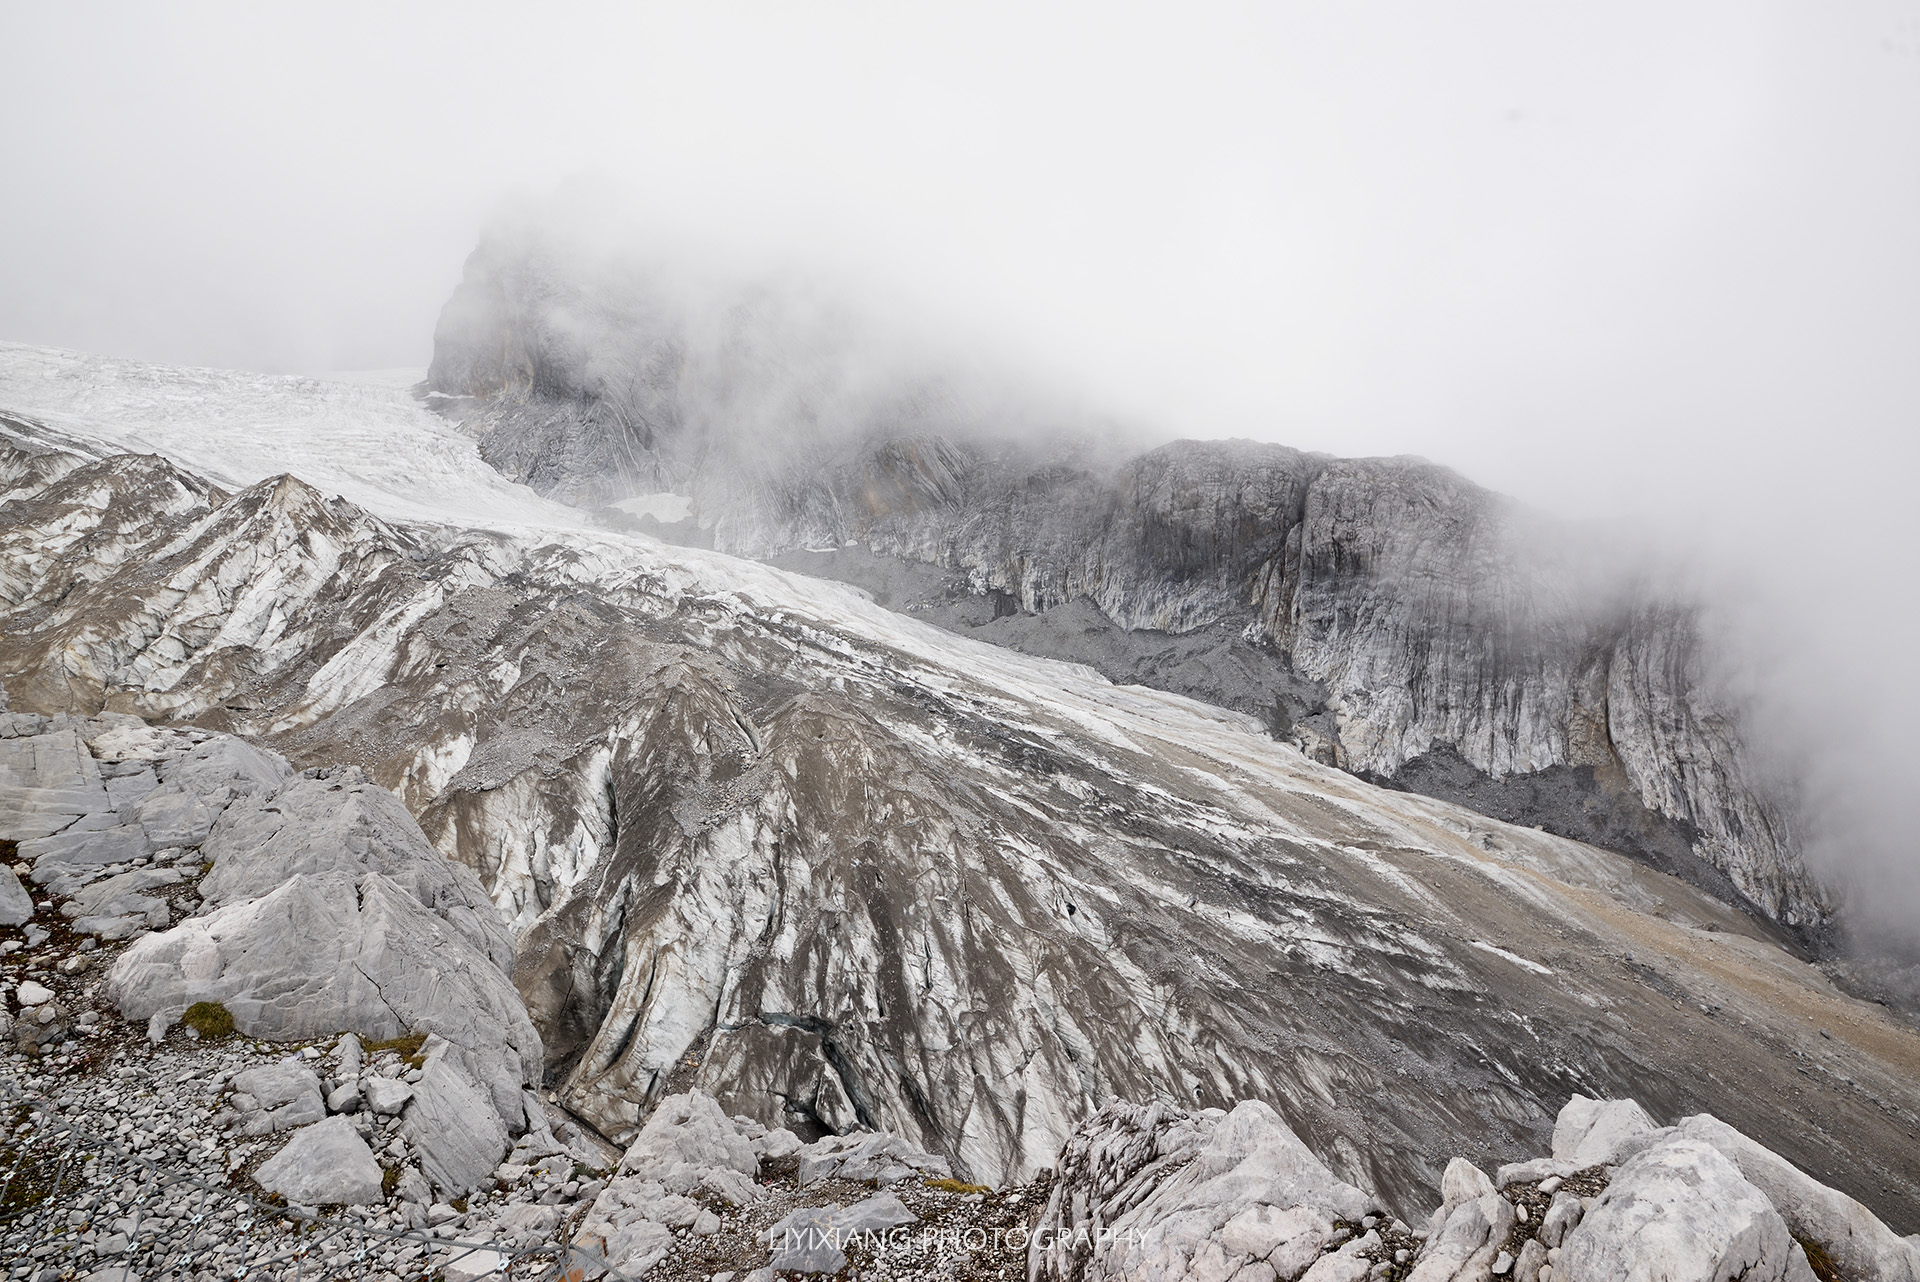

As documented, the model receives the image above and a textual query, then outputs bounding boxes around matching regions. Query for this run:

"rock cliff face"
[1,373,1915,1231]
[423,233,1826,935]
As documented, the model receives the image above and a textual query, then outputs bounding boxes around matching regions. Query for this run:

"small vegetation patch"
[363,1030,428,1067]
[925,1177,993,1195]
[181,1001,235,1041]
[381,1165,401,1199]
[1795,1236,1843,1282]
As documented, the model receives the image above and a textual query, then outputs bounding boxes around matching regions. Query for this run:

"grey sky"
[4,2,1917,926]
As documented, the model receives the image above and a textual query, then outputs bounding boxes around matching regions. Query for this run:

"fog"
[3,3,1917,941]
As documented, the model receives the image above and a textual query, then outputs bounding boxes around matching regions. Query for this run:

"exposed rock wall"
[424,236,1825,933]
[4,419,1915,1227]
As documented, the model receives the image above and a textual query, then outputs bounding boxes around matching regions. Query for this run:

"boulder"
[1536,1191,1583,1248]
[1677,1113,1920,1282]
[0,727,111,839]
[22,820,151,882]
[132,783,230,848]
[60,866,181,922]
[623,1090,762,1176]
[404,1047,511,1195]
[1409,1189,1514,1282]
[233,1060,326,1132]
[797,1130,952,1186]
[105,870,539,1122]
[197,774,514,972]
[100,762,158,814]
[1550,1096,1664,1170]
[1033,1098,1383,1282]
[0,866,32,927]
[255,1116,385,1206]
[156,736,290,800]
[1557,1136,1816,1282]
[365,1076,415,1115]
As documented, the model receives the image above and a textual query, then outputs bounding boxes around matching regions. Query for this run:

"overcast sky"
[4,2,1918,923]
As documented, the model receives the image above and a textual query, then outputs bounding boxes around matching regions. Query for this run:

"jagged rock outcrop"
[423,225,1826,934]
[3,374,1916,1229]
[0,690,545,1182]
[1038,1095,1920,1282]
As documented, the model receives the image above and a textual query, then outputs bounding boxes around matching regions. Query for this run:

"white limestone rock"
[233,1059,326,1132]
[197,772,514,975]
[1557,1136,1816,1282]
[132,784,229,848]
[0,727,111,839]
[1409,1190,1515,1282]
[797,1131,952,1187]
[157,735,291,800]
[403,1044,511,1196]
[1033,1098,1382,1282]
[618,1090,763,1206]
[364,1075,415,1115]
[1550,1096,1665,1170]
[0,866,32,927]
[105,868,539,1124]
[255,1115,385,1206]
[1676,1113,1920,1282]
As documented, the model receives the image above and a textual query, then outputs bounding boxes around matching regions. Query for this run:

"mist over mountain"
[420,207,1843,958]
[4,7,1919,1272]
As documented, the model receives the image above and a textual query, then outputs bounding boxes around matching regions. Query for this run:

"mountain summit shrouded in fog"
[422,216,1831,950]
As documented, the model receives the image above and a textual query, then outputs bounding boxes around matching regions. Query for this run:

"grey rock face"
[232,1060,326,1131]
[107,868,538,1124]
[1677,1113,1920,1282]
[0,724,110,838]
[364,1076,415,1116]
[1549,1096,1665,1171]
[1557,1136,1816,1282]
[423,229,1826,935]
[4,413,1918,1227]
[198,772,516,974]
[403,1046,512,1195]
[255,1116,386,1206]
[0,864,31,926]
[1033,1098,1382,1282]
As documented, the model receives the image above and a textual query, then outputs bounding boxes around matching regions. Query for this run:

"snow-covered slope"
[0,341,582,530]
[2,343,1916,1230]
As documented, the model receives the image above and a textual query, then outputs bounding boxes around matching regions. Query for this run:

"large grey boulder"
[198,772,514,972]
[255,1116,385,1206]
[797,1131,951,1186]
[233,1060,326,1133]
[105,869,539,1123]
[0,727,110,838]
[1033,1098,1383,1282]
[403,1042,511,1196]
[21,818,151,882]
[157,736,290,800]
[1557,1136,1816,1282]
[100,761,158,814]
[60,866,181,924]
[132,783,229,848]
[1551,1096,1664,1170]
[1499,1095,1672,1189]
[761,1194,918,1273]
[1409,1159,1515,1282]
[1677,1113,1920,1282]
[619,1090,763,1206]
[576,1094,770,1274]
[0,866,32,927]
